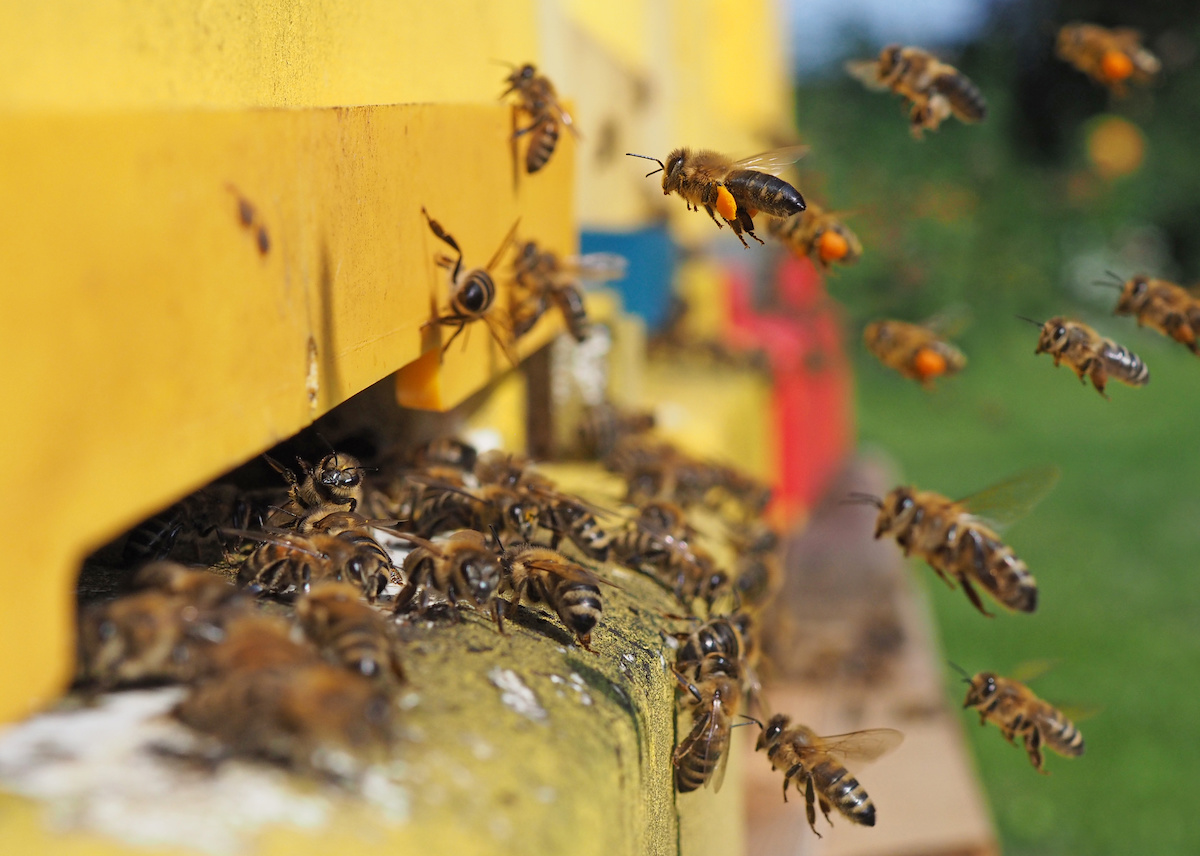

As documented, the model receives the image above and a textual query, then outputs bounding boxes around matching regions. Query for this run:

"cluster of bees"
[67,20,1175,840]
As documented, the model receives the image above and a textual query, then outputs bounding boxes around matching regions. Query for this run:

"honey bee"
[421,207,520,364]
[756,714,903,836]
[511,240,626,341]
[234,526,393,601]
[1023,315,1149,398]
[849,466,1059,616]
[846,45,987,138]
[500,62,578,174]
[265,450,368,524]
[472,449,555,492]
[296,582,406,684]
[175,657,395,776]
[576,401,656,460]
[391,529,507,622]
[407,437,479,472]
[1056,23,1161,96]
[77,568,240,688]
[496,539,605,651]
[627,147,808,247]
[528,487,614,561]
[955,665,1085,773]
[610,515,731,611]
[863,318,967,389]
[1101,272,1200,355]
[767,202,863,271]
[673,652,742,793]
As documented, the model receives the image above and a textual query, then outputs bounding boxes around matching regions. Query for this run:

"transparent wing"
[845,59,887,89]
[731,145,810,175]
[818,728,905,764]
[566,252,628,283]
[1009,658,1058,684]
[920,305,971,340]
[526,558,605,586]
[676,699,733,792]
[959,465,1061,530]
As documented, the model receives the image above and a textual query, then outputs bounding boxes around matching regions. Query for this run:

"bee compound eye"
[1054,326,1066,339]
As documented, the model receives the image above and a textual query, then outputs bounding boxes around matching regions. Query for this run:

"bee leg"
[804,776,823,838]
[1090,364,1109,398]
[490,599,507,635]
[439,318,469,355]
[1025,727,1048,774]
[818,795,834,827]
[960,575,994,617]
[701,204,724,229]
[673,669,704,704]
[780,772,791,803]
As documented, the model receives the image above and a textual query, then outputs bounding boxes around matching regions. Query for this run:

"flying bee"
[767,202,863,271]
[850,466,1059,616]
[391,529,507,622]
[627,147,808,248]
[1056,23,1160,96]
[673,653,743,793]
[847,44,986,138]
[1022,315,1149,398]
[511,240,626,341]
[296,582,406,684]
[495,538,606,651]
[500,62,578,175]
[1099,272,1200,356]
[756,715,904,836]
[863,317,967,389]
[421,207,520,365]
[953,664,1085,773]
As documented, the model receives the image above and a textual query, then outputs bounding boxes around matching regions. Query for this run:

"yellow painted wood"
[0,0,538,110]
[0,102,573,725]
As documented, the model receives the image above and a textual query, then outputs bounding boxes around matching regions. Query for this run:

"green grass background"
[791,27,1200,856]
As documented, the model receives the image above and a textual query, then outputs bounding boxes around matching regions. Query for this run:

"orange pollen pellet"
[1101,50,1134,82]
[816,230,850,262]
[715,185,738,221]
[913,347,947,379]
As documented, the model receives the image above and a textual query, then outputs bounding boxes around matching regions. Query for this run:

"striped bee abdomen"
[934,72,988,122]
[724,170,806,217]
[1040,708,1086,757]
[811,759,876,826]
[1101,341,1150,386]
[525,118,560,174]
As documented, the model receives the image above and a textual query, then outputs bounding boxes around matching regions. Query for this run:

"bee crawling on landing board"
[421,207,520,366]
[846,44,987,138]
[847,466,1059,616]
[755,714,903,837]
[1021,315,1149,398]
[626,147,807,248]
[952,663,1085,773]
[1056,23,1160,96]
[499,62,578,175]
[672,652,743,793]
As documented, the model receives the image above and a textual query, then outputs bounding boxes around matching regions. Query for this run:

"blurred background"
[782,1,1200,854]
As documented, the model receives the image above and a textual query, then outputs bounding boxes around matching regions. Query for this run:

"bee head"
[1034,316,1069,355]
[1116,274,1150,314]
[964,671,999,708]
[757,714,790,751]
[662,148,689,193]
[861,320,892,353]
[461,553,504,606]
[318,453,365,490]
[878,44,903,74]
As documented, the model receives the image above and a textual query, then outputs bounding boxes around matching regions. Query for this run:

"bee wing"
[1008,658,1058,684]
[566,252,628,284]
[845,58,887,88]
[919,305,971,340]
[958,464,1060,530]
[486,218,522,273]
[676,699,733,792]
[731,146,810,176]
[818,728,905,764]
[526,558,604,586]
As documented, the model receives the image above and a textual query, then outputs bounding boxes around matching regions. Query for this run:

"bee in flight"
[755,714,903,837]
[863,316,967,389]
[1056,23,1160,96]
[1098,271,1200,356]
[1021,315,1149,398]
[626,147,807,247]
[848,466,1059,616]
[421,207,520,365]
[846,45,987,138]
[500,62,578,175]
[953,663,1085,773]
[767,201,862,271]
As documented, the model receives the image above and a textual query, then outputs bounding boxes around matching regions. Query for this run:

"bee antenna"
[739,714,765,730]
[488,524,506,551]
[947,660,973,682]
[842,492,883,509]
[314,431,336,456]
[1104,269,1124,282]
[1015,315,1044,327]
[626,152,665,177]
[1091,280,1122,290]
[489,58,517,69]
